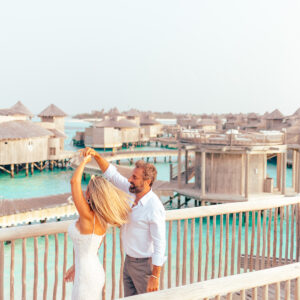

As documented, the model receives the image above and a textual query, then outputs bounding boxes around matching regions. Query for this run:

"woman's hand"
[81,147,98,159]
[64,265,75,283]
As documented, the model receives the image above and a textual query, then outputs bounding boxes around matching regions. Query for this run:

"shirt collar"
[138,189,153,206]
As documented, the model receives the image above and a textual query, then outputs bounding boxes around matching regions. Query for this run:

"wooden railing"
[0,197,299,299]
[179,131,285,146]
[125,263,300,299]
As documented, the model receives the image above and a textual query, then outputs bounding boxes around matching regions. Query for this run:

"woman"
[64,152,131,300]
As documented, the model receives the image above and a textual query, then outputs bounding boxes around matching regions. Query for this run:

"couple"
[64,147,166,300]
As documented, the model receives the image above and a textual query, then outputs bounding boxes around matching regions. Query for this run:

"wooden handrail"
[124,263,300,300]
[1,197,300,241]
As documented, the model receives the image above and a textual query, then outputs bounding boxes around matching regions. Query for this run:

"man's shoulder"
[146,191,165,211]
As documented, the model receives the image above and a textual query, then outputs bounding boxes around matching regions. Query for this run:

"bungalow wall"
[195,152,266,195]
[120,128,140,144]
[0,137,49,165]
[85,127,122,148]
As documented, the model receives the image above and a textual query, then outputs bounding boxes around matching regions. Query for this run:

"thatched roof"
[293,108,300,116]
[48,128,67,138]
[140,116,161,125]
[38,104,67,117]
[247,113,259,119]
[0,109,11,116]
[0,120,52,140]
[267,109,284,119]
[198,119,216,126]
[125,109,140,117]
[94,118,138,128]
[10,101,34,117]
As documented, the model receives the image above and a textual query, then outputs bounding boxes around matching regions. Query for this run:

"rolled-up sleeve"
[104,164,131,194]
[149,208,166,266]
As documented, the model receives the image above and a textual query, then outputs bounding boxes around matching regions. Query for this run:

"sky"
[0,0,300,116]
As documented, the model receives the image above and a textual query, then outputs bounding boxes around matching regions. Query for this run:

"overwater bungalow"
[196,118,217,132]
[83,116,140,149]
[266,109,285,130]
[175,130,298,203]
[74,113,163,149]
[38,103,67,133]
[0,101,33,123]
[0,104,72,177]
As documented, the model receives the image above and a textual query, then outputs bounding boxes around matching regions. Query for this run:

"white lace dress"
[68,219,105,300]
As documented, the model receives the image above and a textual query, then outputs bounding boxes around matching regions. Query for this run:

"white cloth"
[68,220,105,300]
[104,164,166,266]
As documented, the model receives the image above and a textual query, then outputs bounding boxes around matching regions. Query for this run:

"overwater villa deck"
[0,197,299,299]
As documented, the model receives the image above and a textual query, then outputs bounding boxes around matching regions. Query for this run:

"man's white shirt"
[104,164,166,266]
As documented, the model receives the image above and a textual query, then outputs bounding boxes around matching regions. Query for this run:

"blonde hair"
[86,176,132,229]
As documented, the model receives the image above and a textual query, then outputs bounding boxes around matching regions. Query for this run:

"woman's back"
[68,219,105,300]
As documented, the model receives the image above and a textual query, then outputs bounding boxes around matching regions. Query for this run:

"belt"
[125,255,150,262]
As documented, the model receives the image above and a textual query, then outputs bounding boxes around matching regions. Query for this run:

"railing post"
[0,241,3,300]
[297,204,300,262]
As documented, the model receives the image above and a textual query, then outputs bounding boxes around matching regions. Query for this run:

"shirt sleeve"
[103,164,131,194]
[149,206,166,266]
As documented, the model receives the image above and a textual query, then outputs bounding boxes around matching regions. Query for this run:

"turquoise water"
[0,119,296,299]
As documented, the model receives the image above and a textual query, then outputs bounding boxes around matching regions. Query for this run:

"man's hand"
[146,275,159,292]
[64,265,75,283]
[81,147,99,159]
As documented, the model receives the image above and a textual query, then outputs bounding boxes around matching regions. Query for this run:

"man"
[65,147,166,296]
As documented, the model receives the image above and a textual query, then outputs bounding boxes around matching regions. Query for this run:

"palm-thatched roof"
[125,109,140,117]
[10,101,34,117]
[292,108,300,116]
[267,109,284,120]
[247,113,259,119]
[94,118,138,128]
[0,109,11,116]
[140,116,161,125]
[38,104,67,117]
[48,128,67,138]
[0,120,52,140]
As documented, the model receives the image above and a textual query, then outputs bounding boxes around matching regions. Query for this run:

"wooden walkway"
[101,149,178,162]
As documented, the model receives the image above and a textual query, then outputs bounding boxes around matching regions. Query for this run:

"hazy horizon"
[0,1,299,116]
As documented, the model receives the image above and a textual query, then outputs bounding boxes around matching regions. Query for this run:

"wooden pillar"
[154,157,157,164]
[185,150,189,184]
[201,151,206,197]
[31,163,34,175]
[297,151,300,193]
[169,156,172,163]
[277,154,281,191]
[10,164,14,178]
[50,160,54,171]
[25,163,29,176]
[40,161,43,172]
[178,146,182,188]
[170,164,173,181]
[245,153,249,199]
[263,154,267,180]
[177,195,181,209]
[292,150,297,191]
[16,164,19,174]
[282,152,287,195]
[240,154,245,196]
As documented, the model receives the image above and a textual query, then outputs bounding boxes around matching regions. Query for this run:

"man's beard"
[129,183,144,194]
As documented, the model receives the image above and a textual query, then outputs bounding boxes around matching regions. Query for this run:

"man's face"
[128,168,147,194]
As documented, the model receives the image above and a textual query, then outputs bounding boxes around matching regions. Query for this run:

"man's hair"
[135,160,157,187]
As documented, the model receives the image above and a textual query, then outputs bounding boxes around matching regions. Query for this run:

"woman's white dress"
[68,219,105,300]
